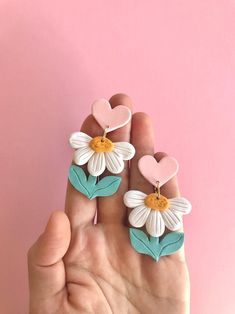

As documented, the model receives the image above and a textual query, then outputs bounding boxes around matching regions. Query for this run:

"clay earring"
[124,155,192,261]
[68,98,135,199]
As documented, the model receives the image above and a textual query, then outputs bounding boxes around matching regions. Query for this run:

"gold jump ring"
[154,180,160,199]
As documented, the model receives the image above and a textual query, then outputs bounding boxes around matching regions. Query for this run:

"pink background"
[0,1,235,313]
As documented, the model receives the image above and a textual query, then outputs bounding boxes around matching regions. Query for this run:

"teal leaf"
[68,165,122,200]
[90,175,121,199]
[129,228,156,260]
[129,228,184,262]
[158,232,184,259]
[68,165,92,198]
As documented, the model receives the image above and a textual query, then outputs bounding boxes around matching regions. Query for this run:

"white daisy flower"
[124,190,191,237]
[69,131,135,176]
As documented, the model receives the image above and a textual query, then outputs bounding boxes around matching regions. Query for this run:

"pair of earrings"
[68,99,192,261]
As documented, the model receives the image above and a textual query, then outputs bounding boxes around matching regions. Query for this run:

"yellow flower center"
[144,193,169,211]
[89,136,114,153]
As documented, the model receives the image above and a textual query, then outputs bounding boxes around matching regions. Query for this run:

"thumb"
[28,211,71,304]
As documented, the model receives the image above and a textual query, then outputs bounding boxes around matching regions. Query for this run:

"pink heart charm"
[138,155,179,187]
[92,98,131,132]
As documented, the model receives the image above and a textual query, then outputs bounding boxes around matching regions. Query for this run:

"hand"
[28,94,190,314]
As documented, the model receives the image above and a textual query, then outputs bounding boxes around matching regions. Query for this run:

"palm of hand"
[65,224,189,314]
[28,94,190,314]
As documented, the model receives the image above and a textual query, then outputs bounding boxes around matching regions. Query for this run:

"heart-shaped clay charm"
[92,98,131,132]
[138,155,179,187]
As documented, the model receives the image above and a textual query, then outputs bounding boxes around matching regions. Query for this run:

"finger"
[65,114,103,229]
[97,94,133,224]
[126,112,155,229]
[128,112,156,221]
[28,211,71,310]
[154,152,185,260]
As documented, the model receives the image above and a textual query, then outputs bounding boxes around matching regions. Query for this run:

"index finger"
[64,114,103,230]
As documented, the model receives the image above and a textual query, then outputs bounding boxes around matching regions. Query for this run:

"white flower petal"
[129,205,151,228]
[114,142,135,160]
[73,146,94,165]
[146,210,165,237]
[169,197,192,215]
[87,152,106,176]
[69,132,92,149]
[123,190,146,208]
[105,151,124,174]
[161,209,183,231]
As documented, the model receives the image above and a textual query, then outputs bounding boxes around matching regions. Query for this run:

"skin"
[28,94,190,314]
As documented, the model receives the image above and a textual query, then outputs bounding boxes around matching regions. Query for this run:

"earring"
[68,98,135,199]
[124,155,192,261]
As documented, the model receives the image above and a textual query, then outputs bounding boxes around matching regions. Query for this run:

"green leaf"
[129,228,185,262]
[68,165,122,200]
[158,232,184,259]
[90,175,121,199]
[68,165,91,198]
[129,228,156,260]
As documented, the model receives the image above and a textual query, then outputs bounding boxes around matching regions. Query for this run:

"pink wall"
[0,1,235,313]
